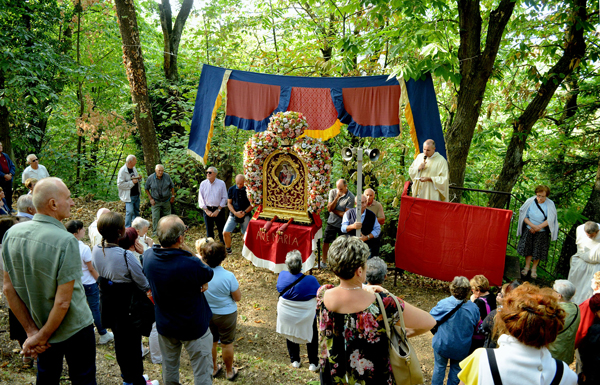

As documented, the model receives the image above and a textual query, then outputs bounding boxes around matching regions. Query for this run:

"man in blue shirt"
[341,195,381,258]
[223,174,253,254]
[143,215,214,385]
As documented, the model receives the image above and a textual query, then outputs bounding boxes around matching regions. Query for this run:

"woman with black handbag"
[92,212,158,385]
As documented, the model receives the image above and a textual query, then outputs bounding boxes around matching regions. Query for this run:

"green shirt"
[2,214,93,343]
[548,301,581,363]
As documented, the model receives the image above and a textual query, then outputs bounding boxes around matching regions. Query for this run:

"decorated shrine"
[241,111,331,272]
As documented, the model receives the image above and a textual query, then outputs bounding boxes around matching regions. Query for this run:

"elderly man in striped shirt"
[198,166,228,242]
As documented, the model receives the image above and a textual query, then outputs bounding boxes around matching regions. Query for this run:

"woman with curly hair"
[458,282,577,385]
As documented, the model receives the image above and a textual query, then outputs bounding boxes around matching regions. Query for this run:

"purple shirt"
[198,178,228,209]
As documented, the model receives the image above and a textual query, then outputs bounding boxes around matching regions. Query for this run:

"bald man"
[223,174,253,254]
[408,139,449,201]
[2,177,96,383]
[364,188,385,226]
[145,164,175,232]
[322,179,355,268]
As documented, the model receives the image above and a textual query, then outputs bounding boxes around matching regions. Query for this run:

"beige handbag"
[375,293,424,385]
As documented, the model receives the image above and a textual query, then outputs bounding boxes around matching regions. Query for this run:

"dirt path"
[0,199,451,384]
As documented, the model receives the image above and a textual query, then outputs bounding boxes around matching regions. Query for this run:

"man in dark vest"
[341,194,381,258]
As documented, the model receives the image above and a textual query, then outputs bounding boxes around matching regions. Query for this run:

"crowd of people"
[0,143,599,385]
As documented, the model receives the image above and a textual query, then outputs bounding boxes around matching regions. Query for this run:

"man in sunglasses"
[22,154,50,185]
[198,166,228,242]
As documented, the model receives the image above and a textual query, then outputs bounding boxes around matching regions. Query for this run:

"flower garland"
[243,112,331,213]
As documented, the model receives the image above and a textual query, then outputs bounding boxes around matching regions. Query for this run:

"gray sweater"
[91,245,149,292]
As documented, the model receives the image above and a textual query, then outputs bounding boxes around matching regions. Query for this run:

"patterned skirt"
[517,229,550,261]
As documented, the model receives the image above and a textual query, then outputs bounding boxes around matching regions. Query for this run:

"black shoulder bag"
[278,274,306,297]
[431,300,465,335]
[122,250,155,337]
[534,198,548,221]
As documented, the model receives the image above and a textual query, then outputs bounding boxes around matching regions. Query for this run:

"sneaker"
[226,247,232,254]
[309,363,320,372]
[142,375,159,384]
[319,261,328,269]
[291,361,301,368]
[98,331,114,345]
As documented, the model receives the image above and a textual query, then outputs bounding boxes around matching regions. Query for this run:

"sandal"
[213,364,223,378]
[22,356,33,369]
[531,271,537,279]
[521,268,530,276]
[227,367,239,381]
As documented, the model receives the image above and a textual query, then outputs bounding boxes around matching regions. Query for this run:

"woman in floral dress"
[317,236,435,384]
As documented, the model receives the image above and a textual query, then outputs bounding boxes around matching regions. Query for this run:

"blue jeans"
[223,214,251,235]
[125,195,140,227]
[84,283,107,335]
[432,350,461,385]
[37,324,96,385]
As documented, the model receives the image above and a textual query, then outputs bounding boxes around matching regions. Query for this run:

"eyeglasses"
[179,225,189,238]
[206,171,212,175]
[31,159,39,162]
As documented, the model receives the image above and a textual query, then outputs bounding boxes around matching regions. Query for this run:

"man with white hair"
[21,154,50,184]
[408,139,449,201]
[198,166,228,242]
[2,177,96,382]
[549,280,581,363]
[16,194,36,220]
[364,188,385,226]
[568,221,600,304]
[89,208,110,247]
[145,164,175,232]
[117,155,141,227]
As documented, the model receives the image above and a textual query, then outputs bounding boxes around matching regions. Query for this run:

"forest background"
[1,0,599,279]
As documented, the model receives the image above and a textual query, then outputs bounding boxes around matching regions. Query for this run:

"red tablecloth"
[395,182,512,286]
[242,219,322,273]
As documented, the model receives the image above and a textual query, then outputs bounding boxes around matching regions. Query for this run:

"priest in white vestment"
[408,139,449,201]
[568,221,600,304]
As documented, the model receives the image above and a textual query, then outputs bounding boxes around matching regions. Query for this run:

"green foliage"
[1,0,599,278]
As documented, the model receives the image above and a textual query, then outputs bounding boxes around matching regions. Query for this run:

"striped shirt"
[198,178,228,209]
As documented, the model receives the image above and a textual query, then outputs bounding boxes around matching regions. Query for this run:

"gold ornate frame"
[262,150,311,223]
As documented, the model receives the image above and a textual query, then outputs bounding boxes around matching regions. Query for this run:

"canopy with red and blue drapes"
[188,64,445,164]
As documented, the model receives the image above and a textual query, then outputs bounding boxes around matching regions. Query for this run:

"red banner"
[395,182,512,286]
[242,219,322,273]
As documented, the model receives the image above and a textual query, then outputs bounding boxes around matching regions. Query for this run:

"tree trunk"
[114,0,160,175]
[445,0,516,201]
[488,0,587,208]
[159,0,193,82]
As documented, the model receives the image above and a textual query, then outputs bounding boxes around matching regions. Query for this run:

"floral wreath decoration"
[243,111,332,213]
